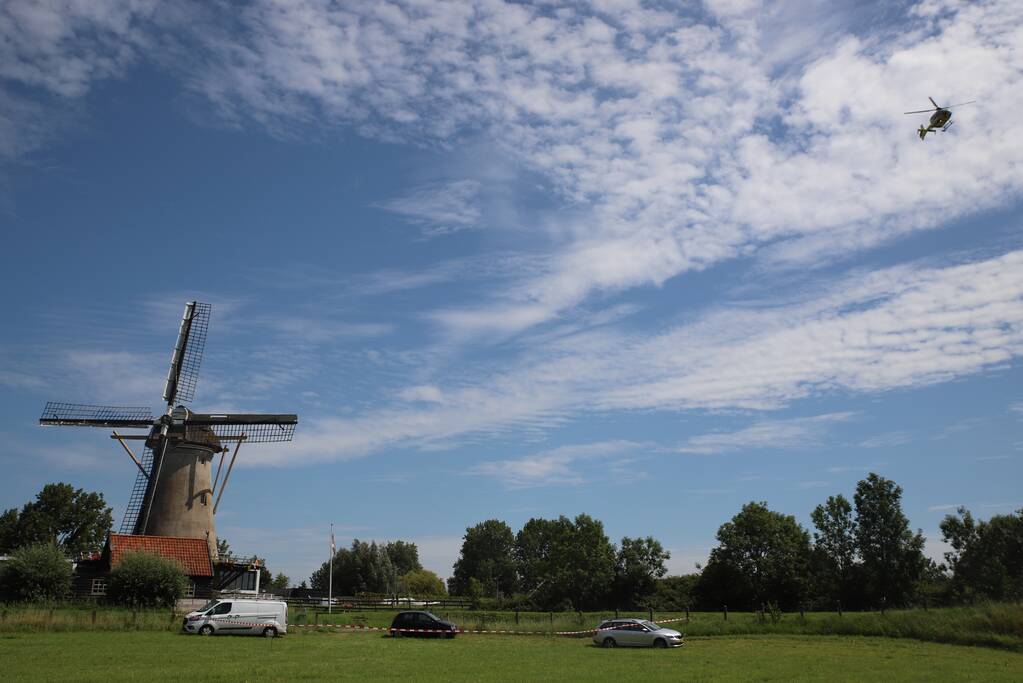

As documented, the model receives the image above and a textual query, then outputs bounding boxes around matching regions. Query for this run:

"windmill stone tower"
[40,302,297,557]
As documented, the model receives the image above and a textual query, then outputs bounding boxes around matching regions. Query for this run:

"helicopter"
[904,97,975,140]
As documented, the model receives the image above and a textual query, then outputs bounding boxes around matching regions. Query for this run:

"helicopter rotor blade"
[903,108,938,114]
[945,100,976,108]
[928,96,940,109]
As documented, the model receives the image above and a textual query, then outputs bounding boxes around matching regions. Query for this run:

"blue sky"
[2,0,1022,584]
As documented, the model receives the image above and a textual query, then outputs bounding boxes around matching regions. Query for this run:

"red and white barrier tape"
[294,616,687,637]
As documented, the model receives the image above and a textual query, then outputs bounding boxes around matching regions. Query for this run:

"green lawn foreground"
[2,630,1022,682]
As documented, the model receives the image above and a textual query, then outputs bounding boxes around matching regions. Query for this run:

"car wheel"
[602,637,617,648]
[263,627,278,638]
[198,625,214,636]
[653,638,667,648]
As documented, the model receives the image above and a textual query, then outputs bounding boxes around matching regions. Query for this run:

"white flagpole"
[328,522,334,614]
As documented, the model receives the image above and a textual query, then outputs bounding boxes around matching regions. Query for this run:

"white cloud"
[677,413,854,455]
[857,431,916,449]
[248,249,1023,466]
[469,440,645,489]
[927,503,963,512]
[0,0,161,160]
[374,180,481,236]
[175,0,1023,338]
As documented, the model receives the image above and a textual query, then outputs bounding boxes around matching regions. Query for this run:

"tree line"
[2,476,1020,610]
[447,473,1022,611]
[309,539,446,596]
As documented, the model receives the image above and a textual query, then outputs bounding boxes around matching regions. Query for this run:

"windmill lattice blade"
[174,302,211,404]
[209,422,296,443]
[120,444,154,533]
[39,402,154,428]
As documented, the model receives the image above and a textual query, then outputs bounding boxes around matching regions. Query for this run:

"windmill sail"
[163,301,211,405]
[39,402,154,428]
[184,413,298,443]
[120,444,155,533]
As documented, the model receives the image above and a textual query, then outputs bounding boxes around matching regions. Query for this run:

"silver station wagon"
[593,618,684,648]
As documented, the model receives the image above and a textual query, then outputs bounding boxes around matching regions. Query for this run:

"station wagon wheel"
[199,625,214,636]
[653,638,667,648]
[263,626,278,638]
[602,637,616,648]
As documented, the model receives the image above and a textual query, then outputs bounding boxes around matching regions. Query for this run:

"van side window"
[213,602,232,615]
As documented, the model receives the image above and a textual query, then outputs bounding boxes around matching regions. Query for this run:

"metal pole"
[328,522,334,615]
[212,436,245,515]
[112,432,149,480]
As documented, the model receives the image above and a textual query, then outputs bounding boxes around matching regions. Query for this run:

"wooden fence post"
[648,607,654,621]
[837,602,842,617]
[91,609,97,626]
[314,611,319,625]
[723,605,728,621]
[515,610,519,625]
[685,605,690,624]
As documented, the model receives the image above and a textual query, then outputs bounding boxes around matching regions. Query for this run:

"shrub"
[108,551,187,607]
[403,569,446,596]
[0,542,73,602]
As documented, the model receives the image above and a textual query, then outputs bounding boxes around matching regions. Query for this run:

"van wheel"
[602,637,616,648]
[263,627,278,638]
[199,625,214,636]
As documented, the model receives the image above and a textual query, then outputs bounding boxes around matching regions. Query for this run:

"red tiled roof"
[108,534,213,577]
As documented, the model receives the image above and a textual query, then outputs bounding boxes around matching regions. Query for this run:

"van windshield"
[197,600,219,613]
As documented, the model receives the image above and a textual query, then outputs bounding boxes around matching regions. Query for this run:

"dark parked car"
[389,611,458,638]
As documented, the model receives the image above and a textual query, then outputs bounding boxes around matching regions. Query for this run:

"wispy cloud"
[177,0,1023,337]
[858,431,915,449]
[677,413,855,455]
[374,180,481,237]
[247,249,1023,466]
[468,440,645,489]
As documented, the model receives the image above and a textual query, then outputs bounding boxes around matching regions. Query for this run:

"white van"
[182,598,288,637]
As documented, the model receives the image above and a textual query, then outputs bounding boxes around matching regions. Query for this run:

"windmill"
[39,302,298,558]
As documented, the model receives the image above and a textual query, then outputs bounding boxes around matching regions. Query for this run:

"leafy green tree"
[698,502,811,610]
[613,536,670,607]
[853,473,927,608]
[0,483,112,556]
[450,520,518,597]
[310,539,396,595]
[466,576,484,609]
[403,569,445,596]
[810,494,858,607]
[515,514,616,610]
[107,551,187,607]
[385,541,422,576]
[270,572,290,593]
[650,574,699,611]
[0,508,19,552]
[0,543,73,602]
[941,507,1023,602]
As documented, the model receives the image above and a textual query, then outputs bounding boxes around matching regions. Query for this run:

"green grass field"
[4,603,1021,652]
[2,630,1022,682]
